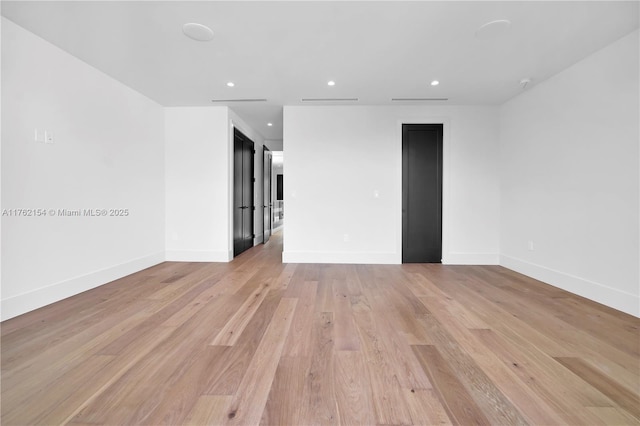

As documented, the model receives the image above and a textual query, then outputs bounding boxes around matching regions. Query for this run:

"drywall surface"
[165,106,231,261]
[1,18,165,320]
[283,105,500,264]
[499,30,639,317]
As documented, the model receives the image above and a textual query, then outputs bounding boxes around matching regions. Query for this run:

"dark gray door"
[234,129,254,257]
[402,124,443,263]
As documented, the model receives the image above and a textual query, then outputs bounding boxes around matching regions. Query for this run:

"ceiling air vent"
[301,98,359,102]
[391,98,449,101]
[211,99,267,102]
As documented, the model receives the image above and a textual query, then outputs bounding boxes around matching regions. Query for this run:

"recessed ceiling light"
[327,81,336,86]
[227,82,235,87]
[267,122,273,127]
[431,80,440,86]
[475,19,511,40]
[182,23,214,42]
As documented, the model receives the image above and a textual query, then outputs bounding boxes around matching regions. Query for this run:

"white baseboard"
[1,251,165,321]
[500,254,639,318]
[165,250,231,262]
[444,252,499,265]
[282,251,399,264]
[281,251,499,265]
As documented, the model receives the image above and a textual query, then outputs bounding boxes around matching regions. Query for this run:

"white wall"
[1,18,165,320]
[164,107,264,261]
[165,107,231,261]
[283,105,500,264]
[1,17,4,314]
[499,30,639,317]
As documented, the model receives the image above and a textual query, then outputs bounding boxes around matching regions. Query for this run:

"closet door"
[402,124,443,263]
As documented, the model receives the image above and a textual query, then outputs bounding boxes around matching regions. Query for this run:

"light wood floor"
[2,231,639,425]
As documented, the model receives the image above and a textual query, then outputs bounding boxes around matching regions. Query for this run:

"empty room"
[1,1,639,425]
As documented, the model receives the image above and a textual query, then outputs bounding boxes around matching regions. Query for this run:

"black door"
[233,129,255,257]
[263,146,272,244]
[402,124,443,263]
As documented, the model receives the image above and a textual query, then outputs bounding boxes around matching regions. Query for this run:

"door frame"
[396,118,451,264]
[263,145,272,244]
[232,127,255,257]
[229,120,256,259]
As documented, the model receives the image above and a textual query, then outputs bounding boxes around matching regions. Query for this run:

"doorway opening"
[272,152,284,232]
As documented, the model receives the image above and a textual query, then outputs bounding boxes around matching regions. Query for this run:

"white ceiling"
[2,1,638,141]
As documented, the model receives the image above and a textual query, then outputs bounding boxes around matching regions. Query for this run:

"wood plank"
[210,280,271,346]
[1,298,162,408]
[461,272,639,390]
[412,345,491,426]
[56,325,177,425]
[334,350,376,426]
[315,279,334,313]
[352,291,413,425]
[282,281,318,357]
[418,295,566,425]
[0,261,179,336]
[97,274,227,355]
[406,301,528,424]
[142,346,228,425]
[67,284,242,425]
[184,395,233,426]
[402,388,452,426]
[454,286,628,409]
[261,356,311,425]
[333,281,360,351]
[203,288,285,396]
[586,406,640,425]
[555,357,640,420]
[0,272,159,362]
[0,272,169,371]
[272,263,298,291]
[1,354,114,425]
[297,312,341,425]
[367,285,433,390]
[473,328,610,425]
[224,298,297,425]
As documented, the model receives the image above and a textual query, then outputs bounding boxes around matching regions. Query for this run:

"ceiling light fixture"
[182,23,214,42]
[327,81,336,86]
[267,122,273,127]
[475,19,511,40]
[520,78,532,89]
[431,80,440,86]
[227,82,235,87]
